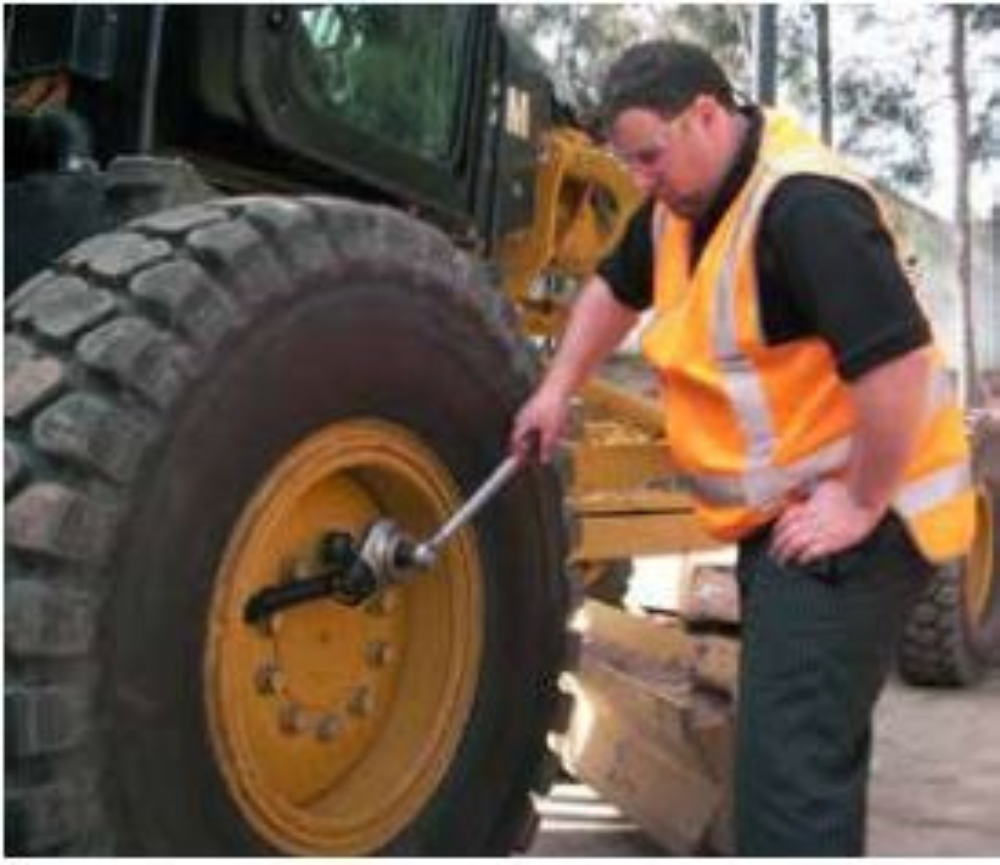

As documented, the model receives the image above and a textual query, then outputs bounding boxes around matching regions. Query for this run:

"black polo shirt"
[598,107,931,381]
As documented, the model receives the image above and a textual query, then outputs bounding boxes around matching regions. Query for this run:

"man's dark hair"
[600,40,736,128]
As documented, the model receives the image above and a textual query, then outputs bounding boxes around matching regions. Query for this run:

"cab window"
[298,6,469,161]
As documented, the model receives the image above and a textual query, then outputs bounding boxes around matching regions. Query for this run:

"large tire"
[6,156,214,291]
[5,197,572,854]
[897,470,1000,687]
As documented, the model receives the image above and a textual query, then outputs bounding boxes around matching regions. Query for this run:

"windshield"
[298,5,471,161]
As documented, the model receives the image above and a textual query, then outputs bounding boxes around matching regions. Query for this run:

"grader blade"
[558,600,738,855]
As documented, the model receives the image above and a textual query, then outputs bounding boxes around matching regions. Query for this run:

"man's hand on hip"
[770,478,885,565]
[771,349,932,567]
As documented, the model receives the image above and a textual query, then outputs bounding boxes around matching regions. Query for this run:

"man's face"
[609,102,715,220]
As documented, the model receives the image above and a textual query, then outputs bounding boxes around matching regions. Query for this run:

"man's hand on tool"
[510,385,569,464]
[510,277,638,466]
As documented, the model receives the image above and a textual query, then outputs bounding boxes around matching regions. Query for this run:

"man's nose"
[631,167,659,196]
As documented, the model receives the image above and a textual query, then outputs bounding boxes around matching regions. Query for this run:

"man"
[511,41,975,855]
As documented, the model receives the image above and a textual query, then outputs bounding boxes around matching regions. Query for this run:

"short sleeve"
[761,177,932,381]
[597,199,656,312]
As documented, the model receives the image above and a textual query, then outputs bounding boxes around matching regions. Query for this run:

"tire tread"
[5,195,575,855]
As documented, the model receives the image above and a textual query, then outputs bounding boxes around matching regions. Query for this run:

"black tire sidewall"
[898,484,1000,686]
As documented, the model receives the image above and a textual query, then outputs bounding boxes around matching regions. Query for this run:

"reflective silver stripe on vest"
[714,170,781,469]
[677,128,965,519]
[700,156,850,509]
[895,462,972,518]
[683,435,851,507]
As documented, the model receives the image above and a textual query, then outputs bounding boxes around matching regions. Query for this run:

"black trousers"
[734,514,932,856]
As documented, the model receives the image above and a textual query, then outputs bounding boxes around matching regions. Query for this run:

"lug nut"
[279,704,307,735]
[315,713,342,742]
[348,686,373,719]
[366,589,399,616]
[260,611,286,636]
[255,662,282,695]
[365,640,394,669]
[290,559,314,581]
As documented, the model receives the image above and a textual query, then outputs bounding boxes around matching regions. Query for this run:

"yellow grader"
[5,5,998,855]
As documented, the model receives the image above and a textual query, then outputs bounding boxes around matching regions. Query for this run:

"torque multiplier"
[243,453,525,625]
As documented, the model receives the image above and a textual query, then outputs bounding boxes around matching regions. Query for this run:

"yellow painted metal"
[498,128,642,338]
[205,420,483,854]
[573,511,721,561]
[570,441,673,498]
[966,485,995,625]
[567,377,722,562]
[573,489,693,515]
[582,377,665,436]
[518,301,570,337]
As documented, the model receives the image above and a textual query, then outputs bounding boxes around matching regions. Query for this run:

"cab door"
[239,5,495,233]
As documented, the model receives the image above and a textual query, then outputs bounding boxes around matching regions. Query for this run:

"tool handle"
[243,574,333,624]
[424,454,522,555]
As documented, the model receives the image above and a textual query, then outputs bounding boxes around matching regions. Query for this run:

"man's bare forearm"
[844,347,933,514]
[541,276,639,399]
[509,276,640,462]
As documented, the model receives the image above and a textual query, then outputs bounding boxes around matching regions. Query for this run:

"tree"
[645,4,753,91]
[940,3,1000,400]
[775,5,816,117]
[814,5,832,144]
[967,6,1000,168]
[832,7,934,195]
[668,4,754,83]
[950,6,974,402]
[501,6,641,116]
[755,5,778,105]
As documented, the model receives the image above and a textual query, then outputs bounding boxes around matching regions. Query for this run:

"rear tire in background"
[898,428,1000,686]
[5,197,571,854]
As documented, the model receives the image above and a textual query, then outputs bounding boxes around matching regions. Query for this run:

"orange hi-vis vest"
[641,110,975,563]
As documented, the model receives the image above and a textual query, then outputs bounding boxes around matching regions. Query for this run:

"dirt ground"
[529,669,1000,857]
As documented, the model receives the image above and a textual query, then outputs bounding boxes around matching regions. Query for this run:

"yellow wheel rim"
[966,485,995,627]
[206,419,483,854]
